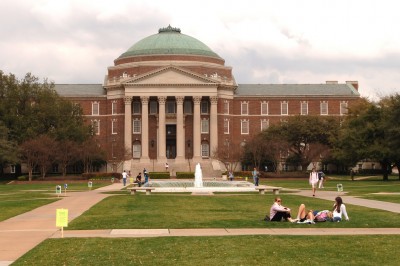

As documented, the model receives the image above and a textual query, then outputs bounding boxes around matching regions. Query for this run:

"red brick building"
[55,26,360,175]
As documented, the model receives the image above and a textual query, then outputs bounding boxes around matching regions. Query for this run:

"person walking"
[122,170,128,186]
[309,168,319,196]
[318,170,325,188]
[228,171,234,181]
[252,167,259,186]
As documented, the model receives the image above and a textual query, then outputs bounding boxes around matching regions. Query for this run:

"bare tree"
[213,140,245,173]
[19,139,39,181]
[56,140,79,176]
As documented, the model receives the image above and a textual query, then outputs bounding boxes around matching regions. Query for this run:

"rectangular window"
[111,119,117,134]
[92,102,99,115]
[340,101,348,115]
[201,143,209,157]
[223,100,229,114]
[184,101,192,114]
[133,102,141,114]
[112,143,116,158]
[52,165,59,173]
[150,101,158,114]
[201,119,209,134]
[92,120,100,135]
[241,102,248,115]
[241,120,249,134]
[301,101,308,115]
[10,165,16,174]
[224,119,229,134]
[133,119,141,133]
[261,101,268,115]
[281,101,288,115]
[261,119,269,131]
[133,144,141,158]
[320,101,328,115]
[201,101,209,114]
[112,101,117,115]
[166,101,176,114]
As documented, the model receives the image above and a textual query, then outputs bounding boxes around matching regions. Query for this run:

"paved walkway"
[1,183,400,266]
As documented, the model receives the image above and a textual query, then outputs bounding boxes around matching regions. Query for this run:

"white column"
[141,96,149,161]
[210,96,218,156]
[175,96,185,161]
[124,96,132,156]
[193,96,202,160]
[158,96,167,159]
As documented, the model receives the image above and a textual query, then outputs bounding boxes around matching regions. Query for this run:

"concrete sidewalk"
[294,189,400,213]
[1,183,400,266]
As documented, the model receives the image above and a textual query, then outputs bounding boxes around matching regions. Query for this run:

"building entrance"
[166,125,176,159]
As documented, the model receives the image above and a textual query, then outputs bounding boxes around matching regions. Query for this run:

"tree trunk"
[28,169,33,181]
[380,160,389,181]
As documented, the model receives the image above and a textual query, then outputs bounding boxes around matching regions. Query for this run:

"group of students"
[268,196,349,223]
[121,169,150,187]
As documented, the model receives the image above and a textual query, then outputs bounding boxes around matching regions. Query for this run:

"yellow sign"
[56,209,68,227]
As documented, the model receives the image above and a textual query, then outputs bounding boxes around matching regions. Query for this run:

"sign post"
[56,209,68,238]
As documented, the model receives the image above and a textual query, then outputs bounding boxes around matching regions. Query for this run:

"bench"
[256,186,281,195]
[130,187,155,195]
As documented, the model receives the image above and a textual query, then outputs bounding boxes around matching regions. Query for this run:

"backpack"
[315,211,328,222]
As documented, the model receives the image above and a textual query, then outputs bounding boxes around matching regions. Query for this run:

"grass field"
[4,177,400,265]
[0,182,107,221]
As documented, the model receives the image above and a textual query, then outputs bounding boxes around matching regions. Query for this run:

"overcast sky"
[1,0,399,100]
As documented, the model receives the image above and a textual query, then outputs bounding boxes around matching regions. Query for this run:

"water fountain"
[144,163,255,193]
[194,163,203,188]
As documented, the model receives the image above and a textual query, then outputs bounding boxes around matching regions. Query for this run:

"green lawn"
[14,235,400,266]
[66,193,400,229]
[0,182,107,221]
[4,178,400,265]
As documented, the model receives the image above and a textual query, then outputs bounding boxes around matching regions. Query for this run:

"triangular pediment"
[123,66,218,86]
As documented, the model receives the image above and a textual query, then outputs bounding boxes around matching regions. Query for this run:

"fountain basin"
[143,180,256,193]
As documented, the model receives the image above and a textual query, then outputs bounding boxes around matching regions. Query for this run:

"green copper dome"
[118,25,221,59]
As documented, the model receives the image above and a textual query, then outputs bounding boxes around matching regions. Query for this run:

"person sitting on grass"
[332,196,349,222]
[269,197,297,222]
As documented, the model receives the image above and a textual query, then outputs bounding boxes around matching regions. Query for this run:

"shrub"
[17,175,27,181]
[82,172,122,180]
[148,172,170,179]
[176,172,195,179]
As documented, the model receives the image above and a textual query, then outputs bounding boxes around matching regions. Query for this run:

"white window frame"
[320,101,328,115]
[340,101,348,115]
[133,101,141,114]
[241,101,248,115]
[301,101,308,115]
[111,119,117,134]
[92,119,100,135]
[281,101,288,115]
[201,101,209,114]
[261,101,268,115]
[201,119,209,134]
[92,102,99,116]
[241,119,249,135]
[133,119,141,134]
[223,100,229,114]
[10,165,16,173]
[112,101,117,115]
[261,119,269,131]
[224,119,230,134]
[201,143,210,158]
[133,143,141,158]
